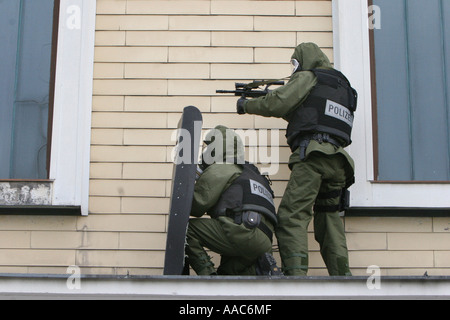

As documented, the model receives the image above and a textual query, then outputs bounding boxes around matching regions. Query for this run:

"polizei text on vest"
[325,99,354,127]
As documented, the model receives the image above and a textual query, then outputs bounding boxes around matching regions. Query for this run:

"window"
[333,0,450,209]
[372,0,450,182]
[0,0,96,215]
[0,0,59,179]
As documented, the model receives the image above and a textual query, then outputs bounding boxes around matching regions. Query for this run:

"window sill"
[0,205,81,216]
[0,180,53,182]
[346,207,450,217]
[370,180,450,184]
[0,181,53,206]
[0,181,82,215]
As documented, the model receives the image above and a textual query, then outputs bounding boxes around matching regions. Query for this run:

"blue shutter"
[374,0,450,181]
[0,0,55,179]
[0,1,21,179]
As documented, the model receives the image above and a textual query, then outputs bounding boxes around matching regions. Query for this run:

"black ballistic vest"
[209,163,278,227]
[286,68,358,151]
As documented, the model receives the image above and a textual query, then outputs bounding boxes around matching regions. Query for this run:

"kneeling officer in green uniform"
[186,125,281,276]
[236,43,357,276]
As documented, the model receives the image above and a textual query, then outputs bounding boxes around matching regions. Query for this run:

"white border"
[332,0,450,208]
[50,0,96,215]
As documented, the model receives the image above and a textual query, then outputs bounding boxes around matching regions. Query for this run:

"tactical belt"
[224,211,274,242]
[236,212,273,242]
[297,132,342,160]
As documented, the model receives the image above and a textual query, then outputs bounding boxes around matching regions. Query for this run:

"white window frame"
[50,0,96,215]
[332,0,450,208]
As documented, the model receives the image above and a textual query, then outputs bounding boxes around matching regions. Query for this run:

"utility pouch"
[298,138,311,161]
[242,211,261,229]
[339,189,350,212]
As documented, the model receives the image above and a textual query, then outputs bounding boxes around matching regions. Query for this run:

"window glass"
[373,0,450,181]
[0,0,56,179]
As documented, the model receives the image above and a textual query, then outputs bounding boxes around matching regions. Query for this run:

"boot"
[256,253,283,276]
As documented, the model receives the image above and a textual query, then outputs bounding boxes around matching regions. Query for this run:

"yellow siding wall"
[91,0,334,276]
[0,0,448,277]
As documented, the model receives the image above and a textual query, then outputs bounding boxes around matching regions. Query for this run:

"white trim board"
[50,0,96,215]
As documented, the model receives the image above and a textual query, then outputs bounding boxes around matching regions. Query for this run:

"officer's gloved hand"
[236,97,247,115]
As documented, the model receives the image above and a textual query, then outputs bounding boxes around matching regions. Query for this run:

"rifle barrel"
[216,89,268,98]
[216,90,236,94]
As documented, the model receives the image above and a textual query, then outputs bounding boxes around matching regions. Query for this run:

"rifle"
[216,80,285,98]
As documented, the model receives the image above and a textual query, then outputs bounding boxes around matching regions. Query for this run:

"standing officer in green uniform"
[186,125,281,276]
[236,43,357,276]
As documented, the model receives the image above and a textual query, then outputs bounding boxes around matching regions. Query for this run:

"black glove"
[236,97,247,115]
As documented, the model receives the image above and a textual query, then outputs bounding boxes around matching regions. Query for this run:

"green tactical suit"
[186,126,274,275]
[241,43,354,276]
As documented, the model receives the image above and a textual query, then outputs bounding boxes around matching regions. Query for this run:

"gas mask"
[291,59,301,74]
